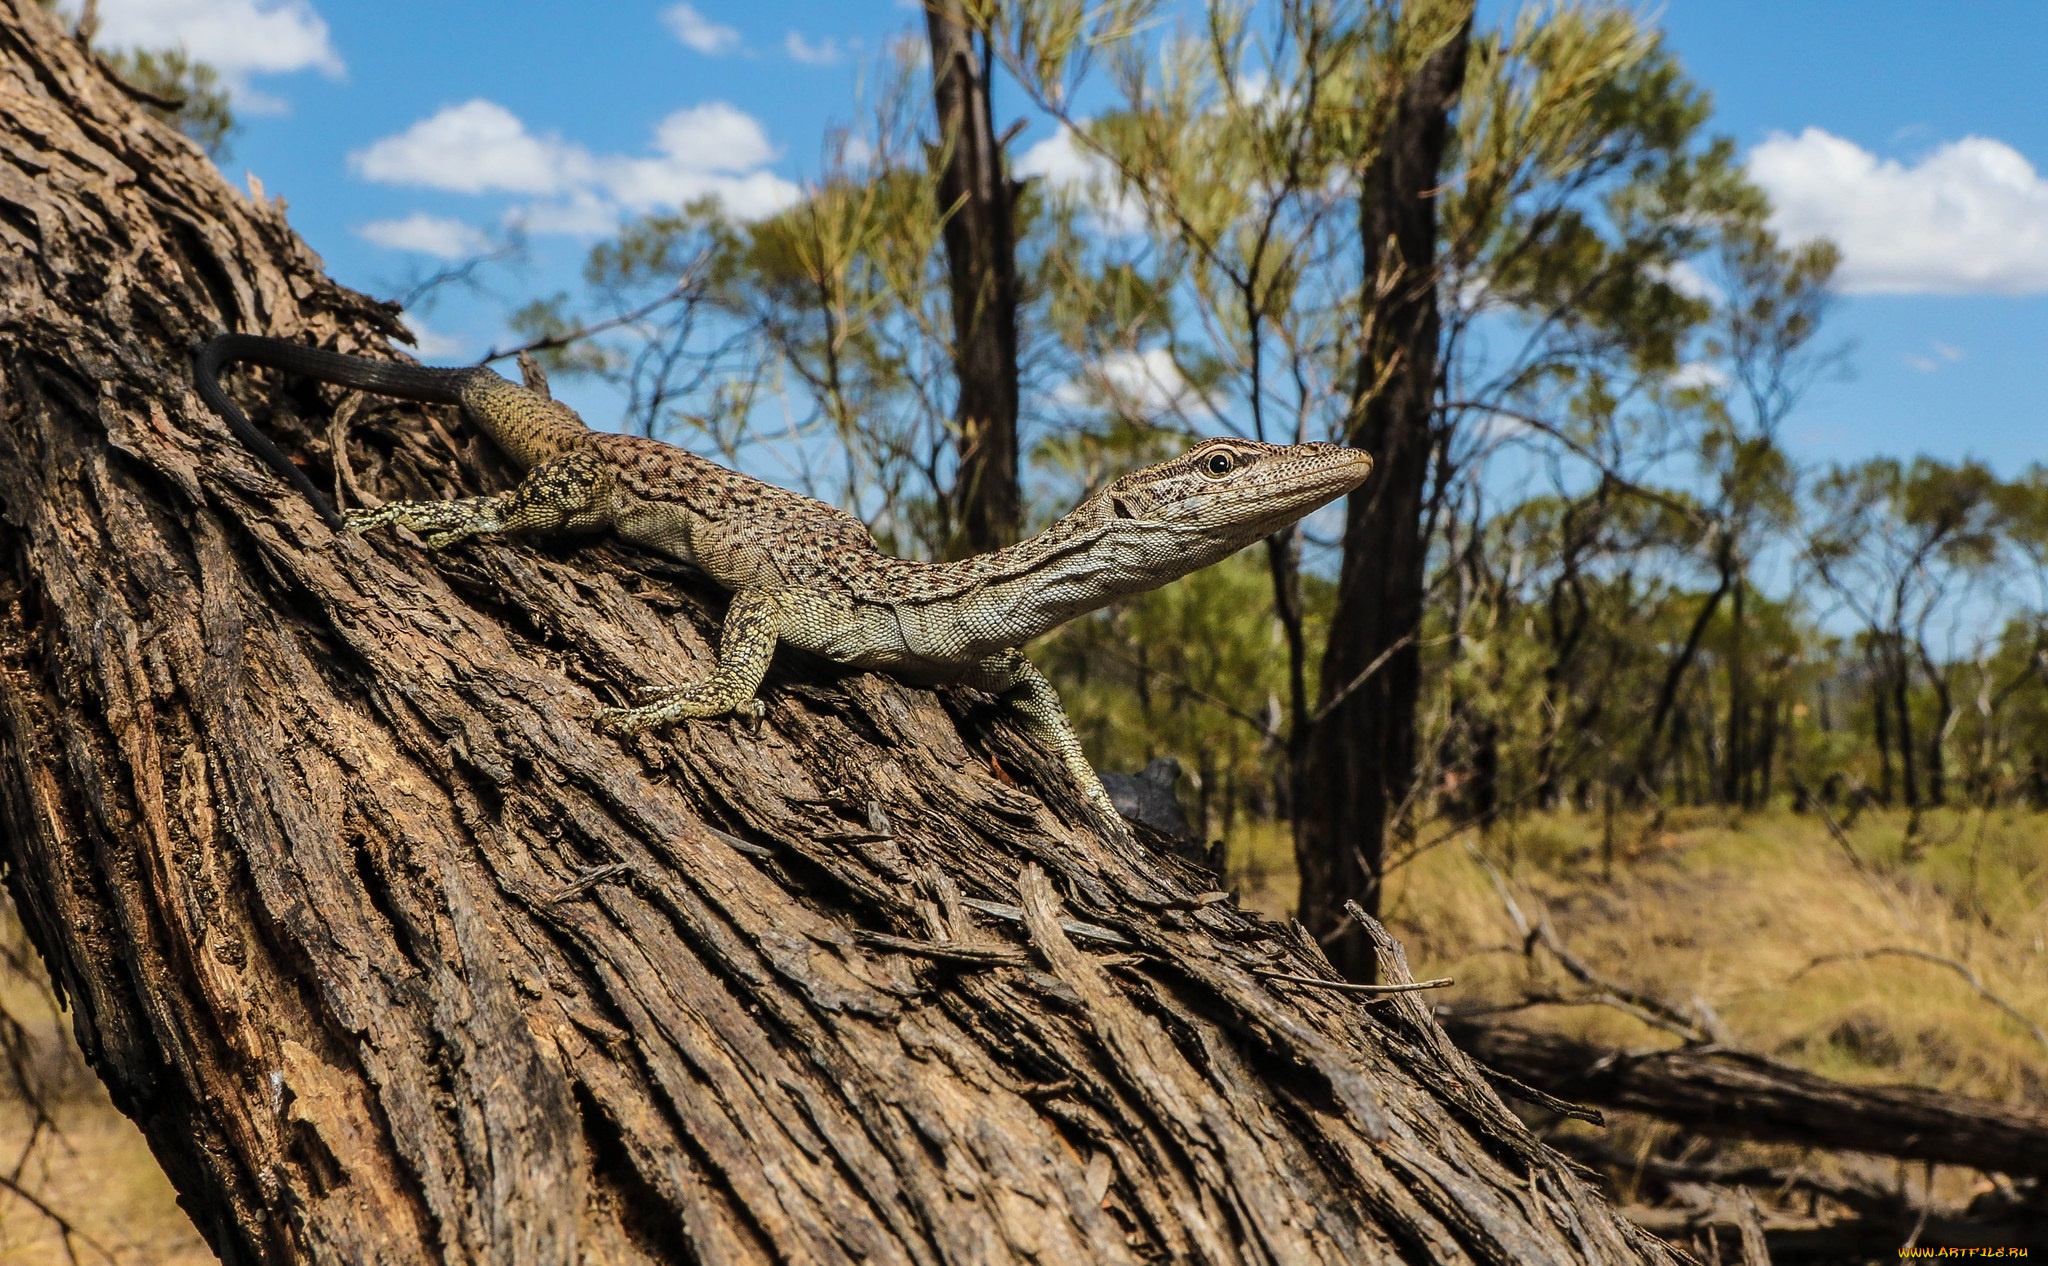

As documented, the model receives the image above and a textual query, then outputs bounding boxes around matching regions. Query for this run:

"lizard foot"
[341,501,495,549]
[596,693,766,737]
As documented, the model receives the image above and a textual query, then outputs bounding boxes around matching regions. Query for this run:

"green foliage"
[103,46,236,158]
[40,0,241,159]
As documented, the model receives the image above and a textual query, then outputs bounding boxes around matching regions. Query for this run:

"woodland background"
[1,0,2044,1260]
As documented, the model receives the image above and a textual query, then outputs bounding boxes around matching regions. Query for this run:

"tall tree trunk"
[925,0,1023,555]
[0,4,1683,1261]
[1534,504,1589,808]
[1634,536,1733,798]
[1720,572,1746,806]
[1918,642,1952,807]
[1892,642,1920,809]
[1295,11,1472,982]
[1872,656,1895,805]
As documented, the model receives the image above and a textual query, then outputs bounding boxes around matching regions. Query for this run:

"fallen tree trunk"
[1446,1017,2048,1178]
[0,3,1681,1261]
[1549,1133,2048,1265]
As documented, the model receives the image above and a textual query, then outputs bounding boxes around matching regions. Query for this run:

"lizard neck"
[457,372,593,469]
[919,500,1167,647]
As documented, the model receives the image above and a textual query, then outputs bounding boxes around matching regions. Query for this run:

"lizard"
[194,332,1374,824]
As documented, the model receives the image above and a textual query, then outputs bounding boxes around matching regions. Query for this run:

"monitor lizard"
[194,333,1373,826]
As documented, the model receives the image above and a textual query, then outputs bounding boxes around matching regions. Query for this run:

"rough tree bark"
[0,5,1683,1261]
[925,0,1023,556]
[1298,9,1473,981]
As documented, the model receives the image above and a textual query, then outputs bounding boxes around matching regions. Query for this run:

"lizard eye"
[1202,451,1236,478]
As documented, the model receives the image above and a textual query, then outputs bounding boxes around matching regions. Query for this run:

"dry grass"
[0,926,211,1266]
[0,1093,213,1265]
[1225,805,2048,1224]
[1228,806,2048,1103]
[1393,806,2048,1103]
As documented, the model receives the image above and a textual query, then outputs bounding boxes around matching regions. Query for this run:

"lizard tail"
[194,333,475,530]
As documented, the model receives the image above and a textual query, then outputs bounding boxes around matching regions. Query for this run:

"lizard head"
[1095,438,1374,570]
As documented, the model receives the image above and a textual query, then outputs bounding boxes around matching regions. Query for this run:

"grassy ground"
[0,931,210,1265]
[1,806,2041,1256]
[1227,805,2048,1224]
[1229,806,2048,1101]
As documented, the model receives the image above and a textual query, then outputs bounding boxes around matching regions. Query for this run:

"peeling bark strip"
[0,4,1680,1261]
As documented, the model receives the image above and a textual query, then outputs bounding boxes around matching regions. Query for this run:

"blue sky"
[85,0,2048,477]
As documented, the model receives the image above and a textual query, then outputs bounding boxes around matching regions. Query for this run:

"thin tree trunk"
[1296,8,1472,983]
[1871,648,1895,804]
[1635,538,1732,797]
[1720,572,1745,806]
[925,0,1022,555]
[0,5,1681,1261]
[1918,642,1952,807]
[1892,641,1920,809]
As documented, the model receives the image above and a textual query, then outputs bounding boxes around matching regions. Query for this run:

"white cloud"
[1015,125,1145,234]
[1055,348,1194,416]
[662,3,740,55]
[598,105,794,220]
[645,103,777,173]
[785,32,841,65]
[357,212,490,259]
[1665,361,1731,391]
[1654,258,1723,304]
[506,190,622,237]
[354,99,799,234]
[351,100,587,195]
[1904,340,1967,373]
[1749,128,2048,295]
[90,0,342,103]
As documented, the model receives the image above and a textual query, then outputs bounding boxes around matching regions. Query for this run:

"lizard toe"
[594,706,656,737]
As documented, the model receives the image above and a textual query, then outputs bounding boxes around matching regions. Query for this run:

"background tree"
[926,0,1027,553]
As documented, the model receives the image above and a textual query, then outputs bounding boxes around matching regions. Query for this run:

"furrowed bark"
[0,4,1682,1261]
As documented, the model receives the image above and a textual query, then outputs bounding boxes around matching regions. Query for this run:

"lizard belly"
[776,595,910,668]
[612,497,705,567]
[887,600,1012,666]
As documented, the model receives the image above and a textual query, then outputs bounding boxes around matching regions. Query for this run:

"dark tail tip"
[194,334,347,533]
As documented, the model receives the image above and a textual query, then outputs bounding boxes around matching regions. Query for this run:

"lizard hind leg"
[963,649,1121,824]
[343,445,617,550]
[596,589,789,736]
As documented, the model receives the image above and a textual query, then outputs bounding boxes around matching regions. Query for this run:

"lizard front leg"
[595,589,788,735]
[344,445,615,549]
[963,649,1120,825]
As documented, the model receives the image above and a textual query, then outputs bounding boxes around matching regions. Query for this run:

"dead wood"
[0,3,1686,1261]
[1552,1130,2048,1261]
[1445,1017,2048,1179]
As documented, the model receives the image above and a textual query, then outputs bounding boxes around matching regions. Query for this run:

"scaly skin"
[196,335,1375,823]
